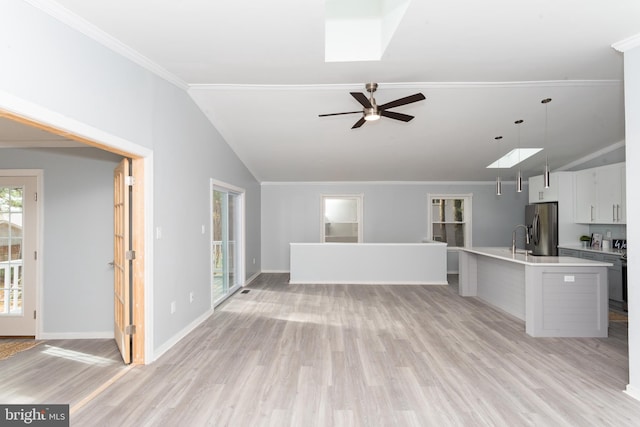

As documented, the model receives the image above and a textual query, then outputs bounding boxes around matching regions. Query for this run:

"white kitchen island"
[459,247,612,337]
[290,242,448,285]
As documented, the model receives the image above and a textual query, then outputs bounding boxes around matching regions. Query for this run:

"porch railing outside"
[0,259,23,315]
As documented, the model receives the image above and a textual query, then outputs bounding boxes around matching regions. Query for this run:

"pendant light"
[515,119,524,193]
[494,136,503,195]
[541,98,552,188]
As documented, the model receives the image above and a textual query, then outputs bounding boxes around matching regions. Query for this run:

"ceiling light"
[541,98,552,188]
[364,108,381,121]
[494,136,503,196]
[486,148,543,168]
[515,119,524,193]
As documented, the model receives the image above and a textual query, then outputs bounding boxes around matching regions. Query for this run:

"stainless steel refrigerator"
[525,202,559,256]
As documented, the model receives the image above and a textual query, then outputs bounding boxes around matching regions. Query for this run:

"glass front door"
[0,176,37,336]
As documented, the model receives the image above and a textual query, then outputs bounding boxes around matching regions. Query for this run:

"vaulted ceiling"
[6,0,640,182]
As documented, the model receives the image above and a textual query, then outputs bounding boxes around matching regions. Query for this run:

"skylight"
[325,0,411,62]
[487,148,543,169]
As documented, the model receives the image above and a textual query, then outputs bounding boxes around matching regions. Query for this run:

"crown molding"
[190,80,622,92]
[612,33,640,53]
[260,180,524,186]
[24,0,188,91]
[556,140,626,171]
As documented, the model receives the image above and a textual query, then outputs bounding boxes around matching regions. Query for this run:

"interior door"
[114,159,131,363]
[0,176,37,336]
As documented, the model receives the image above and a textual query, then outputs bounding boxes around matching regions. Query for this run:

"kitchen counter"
[463,247,613,267]
[459,247,609,337]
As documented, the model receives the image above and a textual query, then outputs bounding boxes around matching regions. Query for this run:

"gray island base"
[459,247,612,338]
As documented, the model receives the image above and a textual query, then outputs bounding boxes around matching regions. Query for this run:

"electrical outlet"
[189,292,194,303]
[170,301,176,314]
[253,258,256,265]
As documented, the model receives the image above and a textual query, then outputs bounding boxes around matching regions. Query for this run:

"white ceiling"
[7,0,640,182]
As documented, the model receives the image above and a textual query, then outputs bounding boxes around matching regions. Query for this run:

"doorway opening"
[0,110,147,364]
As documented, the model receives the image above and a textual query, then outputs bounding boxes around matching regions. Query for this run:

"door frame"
[0,170,43,337]
[0,108,151,364]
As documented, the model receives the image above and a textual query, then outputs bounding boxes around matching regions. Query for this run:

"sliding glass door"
[211,181,244,306]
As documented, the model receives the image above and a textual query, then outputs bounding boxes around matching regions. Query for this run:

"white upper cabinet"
[574,169,597,223]
[528,173,559,203]
[574,162,625,224]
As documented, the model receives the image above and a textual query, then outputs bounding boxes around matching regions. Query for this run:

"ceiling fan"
[319,83,426,129]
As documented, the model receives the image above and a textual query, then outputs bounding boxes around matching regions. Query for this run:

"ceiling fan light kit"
[319,82,425,129]
[364,108,381,121]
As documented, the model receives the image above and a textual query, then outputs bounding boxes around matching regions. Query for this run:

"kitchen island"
[459,247,612,337]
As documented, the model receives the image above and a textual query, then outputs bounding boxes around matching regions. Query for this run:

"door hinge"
[34,251,37,260]
[125,176,135,186]
[125,325,136,335]
[34,192,38,202]
[33,310,37,320]
[125,250,136,260]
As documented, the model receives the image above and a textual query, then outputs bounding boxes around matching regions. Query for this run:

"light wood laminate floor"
[3,274,640,426]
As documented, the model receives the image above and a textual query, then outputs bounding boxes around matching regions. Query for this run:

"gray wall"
[1,2,261,354]
[0,147,122,335]
[623,43,639,395]
[261,181,529,272]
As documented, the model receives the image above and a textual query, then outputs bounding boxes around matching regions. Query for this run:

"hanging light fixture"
[515,119,524,193]
[541,98,552,188]
[494,136,503,195]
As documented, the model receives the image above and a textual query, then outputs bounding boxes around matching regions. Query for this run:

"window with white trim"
[321,195,363,243]
[428,194,472,248]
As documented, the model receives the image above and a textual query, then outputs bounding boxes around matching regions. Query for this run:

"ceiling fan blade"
[378,93,426,110]
[318,111,362,117]
[350,92,373,108]
[351,117,367,129]
[380,110,414,122]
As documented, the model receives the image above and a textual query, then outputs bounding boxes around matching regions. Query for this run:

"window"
[321,195,363,243]
[428,194,472,248]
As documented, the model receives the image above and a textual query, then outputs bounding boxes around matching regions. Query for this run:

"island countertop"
[459,247,610,337]
[462,247,613,267]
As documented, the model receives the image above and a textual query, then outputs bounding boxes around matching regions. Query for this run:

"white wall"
[0,148,122,336]
[1,2,261,356]
[261,181,528,272]
[623,43,640,400]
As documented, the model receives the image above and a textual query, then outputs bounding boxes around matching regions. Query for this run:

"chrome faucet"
[512,224,530,254]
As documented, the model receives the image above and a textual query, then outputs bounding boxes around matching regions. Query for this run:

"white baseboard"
[151,308,213,362]
[625,384,640,401]
[244,271,261,285]
[289,280,448,285]
[150,271,265,363]
[38,331,114,340]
